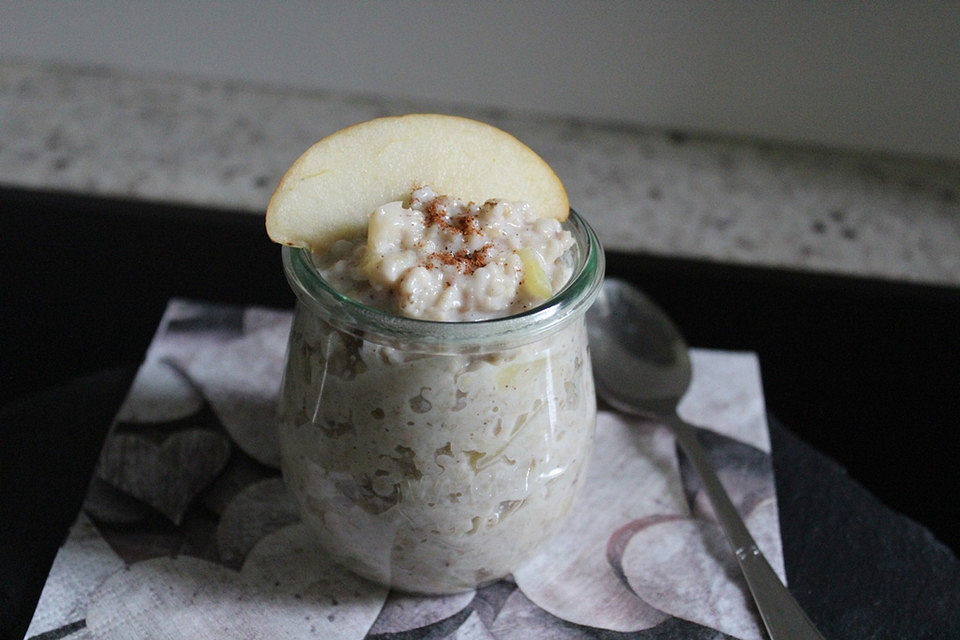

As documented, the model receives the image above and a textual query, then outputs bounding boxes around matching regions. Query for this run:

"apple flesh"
[266,114,569,251]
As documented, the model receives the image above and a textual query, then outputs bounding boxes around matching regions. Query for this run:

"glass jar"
[276,210,604,594]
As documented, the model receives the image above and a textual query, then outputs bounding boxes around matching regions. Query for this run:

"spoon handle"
[667,413,826,640]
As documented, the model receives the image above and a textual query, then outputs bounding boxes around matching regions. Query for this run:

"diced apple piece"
[361,200,404,275]
[517,248,553,300]
[266,114,569,251]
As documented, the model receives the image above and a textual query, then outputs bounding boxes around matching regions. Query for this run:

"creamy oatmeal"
[276,193,603,594]
[316,187,575,321]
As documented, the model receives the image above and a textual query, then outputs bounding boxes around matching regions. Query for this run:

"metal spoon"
[586,278,826,640]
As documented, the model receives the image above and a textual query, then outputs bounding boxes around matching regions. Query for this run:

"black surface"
[770,418,959,637]
[0,368,135,640]
[0,187,292,408]
[2,186,960,637]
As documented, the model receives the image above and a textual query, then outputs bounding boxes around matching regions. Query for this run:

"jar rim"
[282,209,605,351]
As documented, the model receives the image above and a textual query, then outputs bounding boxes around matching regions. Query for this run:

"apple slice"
[266,114,569,251]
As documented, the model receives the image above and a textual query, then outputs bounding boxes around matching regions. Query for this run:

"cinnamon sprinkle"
[429,243,494,275]
[423,198,483,237]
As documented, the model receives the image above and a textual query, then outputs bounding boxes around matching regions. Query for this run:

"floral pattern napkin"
[26,300,784,640]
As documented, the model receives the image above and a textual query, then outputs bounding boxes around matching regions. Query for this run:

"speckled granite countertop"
[3,60,959,287]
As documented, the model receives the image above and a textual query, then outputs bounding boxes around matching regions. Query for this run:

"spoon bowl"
[586,280,691,417]
[587,278,826,640]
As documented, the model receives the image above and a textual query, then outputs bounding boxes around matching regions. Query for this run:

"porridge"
[317,186,575,321]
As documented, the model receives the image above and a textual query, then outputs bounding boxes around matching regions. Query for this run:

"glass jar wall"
[277,211,604,594]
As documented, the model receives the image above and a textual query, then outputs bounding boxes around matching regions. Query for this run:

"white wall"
[2,1,958,160]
